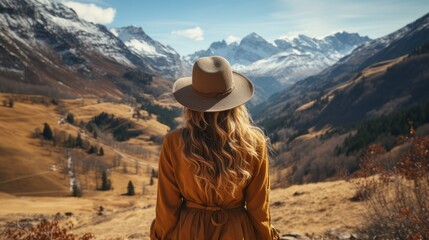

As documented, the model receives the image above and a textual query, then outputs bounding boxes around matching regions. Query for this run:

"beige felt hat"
[172,56,254,112]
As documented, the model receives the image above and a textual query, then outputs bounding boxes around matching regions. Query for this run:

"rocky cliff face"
[0,0,173,99]
[111,26,191,80]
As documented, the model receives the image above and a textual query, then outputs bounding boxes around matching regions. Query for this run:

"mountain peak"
[209,40,228,49]
[242,32,264,41]
[112,26,188,79]
[110,26,148,42]
[240,32,273,47]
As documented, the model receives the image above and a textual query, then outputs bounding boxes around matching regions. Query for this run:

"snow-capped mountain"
[0,0,153,72]
[187,32,280,66]
[242,32,370,86]
[253,12,429,123]
[186,40,237,65]
[233,32,280,65]
[0,0,175,99]
[187,31,370,104]
[111,26,190,79]
[242,52,338,88]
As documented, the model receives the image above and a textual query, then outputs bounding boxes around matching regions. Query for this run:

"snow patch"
[127,39,161,57]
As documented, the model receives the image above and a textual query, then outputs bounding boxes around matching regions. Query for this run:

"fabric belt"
[185,200,244,239]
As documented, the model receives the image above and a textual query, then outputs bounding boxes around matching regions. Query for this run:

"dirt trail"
[0,171,50,185]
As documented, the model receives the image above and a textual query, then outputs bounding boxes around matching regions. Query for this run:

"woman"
[150,56,279,240]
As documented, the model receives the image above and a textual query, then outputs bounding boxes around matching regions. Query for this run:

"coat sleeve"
[150,134,182,240]
[245,146,276,240]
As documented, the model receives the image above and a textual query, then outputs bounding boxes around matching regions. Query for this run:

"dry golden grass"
[0,178,366,239]
[270,180,366,236]
[62,98,169,140]
[0,94,366,238]
[295,55,407,114]
[0,95,69,195]
[0,94,165,195]
[294,126,332,141]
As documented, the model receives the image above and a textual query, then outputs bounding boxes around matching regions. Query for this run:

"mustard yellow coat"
[150,129,278,240]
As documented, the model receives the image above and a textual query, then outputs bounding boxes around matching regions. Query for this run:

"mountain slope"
[313,53,429,128]
[255,12,429,123]
[241,32,370,86]
[0,0,172,99]
[187,32,279,66]
[111,26,190,79]
[187,32,369,104]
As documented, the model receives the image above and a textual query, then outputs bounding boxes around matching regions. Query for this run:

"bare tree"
[122,162,128,174]
[135,160,140,175]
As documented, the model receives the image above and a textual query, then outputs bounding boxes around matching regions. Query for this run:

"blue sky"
[60,0,429,55]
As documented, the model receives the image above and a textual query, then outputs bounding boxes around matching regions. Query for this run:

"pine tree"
[98,147,104,156]
[76,132,83,148]
[72,183,82,197]
[66,112,74,124]
[67,134,75,148]
[42,123,53,141]
[87,145,96,154]
[127,180,135,196]
[101,170,111,191]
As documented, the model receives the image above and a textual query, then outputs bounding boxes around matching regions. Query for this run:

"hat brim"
[172,72,254,112]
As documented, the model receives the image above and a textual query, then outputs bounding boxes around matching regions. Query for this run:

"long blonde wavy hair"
[181,105,268,199]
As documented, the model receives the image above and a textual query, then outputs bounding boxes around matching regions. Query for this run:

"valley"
[0,94,366,239]
[0,0,428,239]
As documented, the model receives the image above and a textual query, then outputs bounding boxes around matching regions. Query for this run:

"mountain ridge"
[110,26,190,79]
[256,12,429,120]
[254,12,429,136]
[186,31,370,104]
[0,0,176,100]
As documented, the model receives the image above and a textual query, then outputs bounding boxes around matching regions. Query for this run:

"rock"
[64,212,74,217]
[351,233,369,239]
[337,232,352,239]
[127,233,146,239]
[271,201,285,207]
[281,232,312,240]
[293,191,306,196]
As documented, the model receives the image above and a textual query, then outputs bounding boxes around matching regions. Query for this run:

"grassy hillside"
[0,94,167,196]
[0,178,366,239]
[0,95,69,195]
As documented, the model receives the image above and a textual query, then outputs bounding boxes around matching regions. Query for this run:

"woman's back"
[150,128,273,239]
[150,56,279,240]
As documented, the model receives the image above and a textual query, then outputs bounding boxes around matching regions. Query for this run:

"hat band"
[192,85,235,98]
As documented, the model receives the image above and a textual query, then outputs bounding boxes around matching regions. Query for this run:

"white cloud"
[225,35,241,44]
[64,1,115,24]
[270,0,429,39]
[171,27,204,41]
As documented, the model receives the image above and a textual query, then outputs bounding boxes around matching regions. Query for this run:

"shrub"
[8,98,14,108]
[355,138,429,239]
[0,219,94,240]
